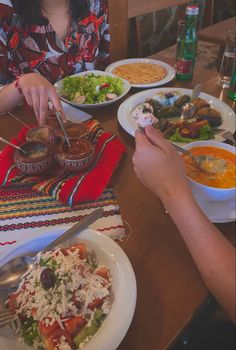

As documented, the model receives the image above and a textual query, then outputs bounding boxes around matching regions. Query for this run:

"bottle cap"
[186,5,199,16]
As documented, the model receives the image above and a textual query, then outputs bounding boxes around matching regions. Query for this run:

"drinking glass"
[175,21,186,66]
[218,29,236,88]
[227,59,236,101]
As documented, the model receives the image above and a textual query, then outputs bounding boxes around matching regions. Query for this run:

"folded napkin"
[0,120,126,206]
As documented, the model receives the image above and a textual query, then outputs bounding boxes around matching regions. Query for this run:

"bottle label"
[176,59,193,74]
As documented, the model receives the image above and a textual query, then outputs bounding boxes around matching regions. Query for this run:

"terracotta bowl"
[46,113,61,129]
[14,140,53,175]
[26,125,57,150]
[55,138,95,172]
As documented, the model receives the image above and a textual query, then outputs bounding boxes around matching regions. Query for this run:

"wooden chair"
[202,0,215,27]
[108,0,190,62]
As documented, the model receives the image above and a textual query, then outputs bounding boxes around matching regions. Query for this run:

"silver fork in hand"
[0,309,17,328]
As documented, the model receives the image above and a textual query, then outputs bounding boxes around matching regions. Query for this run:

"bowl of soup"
[183,140,236,202]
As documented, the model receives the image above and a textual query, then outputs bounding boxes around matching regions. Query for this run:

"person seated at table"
[0,0,110,124]
[133,125,235,324]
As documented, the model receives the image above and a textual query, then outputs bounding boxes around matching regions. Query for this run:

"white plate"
[61,101,92,123]
[117,87,235,142]
[55,70,131,109]
[105,58,176,88]
[192,191,236,223]
[0,228,137,350]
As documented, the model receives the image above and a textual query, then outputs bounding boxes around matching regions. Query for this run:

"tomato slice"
[88,298,104,311]
[44,328,73,350]
[38,319,59,336]
[63,315,87,335]
[95,267,110,281]
[30,307,37,317]
[100,83,110,89]
[63,243,87,260]
[8,292,19,310]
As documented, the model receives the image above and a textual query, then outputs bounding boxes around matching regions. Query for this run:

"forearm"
[0,82,23,113]
[164,191,235,323]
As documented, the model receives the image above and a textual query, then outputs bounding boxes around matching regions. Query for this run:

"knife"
[215,129,236,146]
[43,207,104,252]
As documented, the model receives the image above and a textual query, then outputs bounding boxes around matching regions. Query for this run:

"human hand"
[132,125,192,205]
[19,73,64,125]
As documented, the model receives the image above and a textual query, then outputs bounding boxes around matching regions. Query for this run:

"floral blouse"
[0,0,110,84]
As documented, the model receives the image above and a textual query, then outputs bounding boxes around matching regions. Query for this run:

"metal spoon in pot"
[55,110,71,147]
[173,144,226,174]
[0,136,28,156]
[0,208,104,289]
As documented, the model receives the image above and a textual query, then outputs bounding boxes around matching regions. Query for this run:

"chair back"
[109,0,190,61]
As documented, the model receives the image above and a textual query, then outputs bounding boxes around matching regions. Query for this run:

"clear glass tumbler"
[218,29,236,88]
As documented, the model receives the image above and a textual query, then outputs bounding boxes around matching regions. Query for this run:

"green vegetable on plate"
[62,73,124,104]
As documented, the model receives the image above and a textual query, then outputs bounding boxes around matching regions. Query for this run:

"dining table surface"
[198,16,236,45]
[0,51,235,350]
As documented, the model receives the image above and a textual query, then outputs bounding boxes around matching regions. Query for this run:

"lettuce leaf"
[62,73,123,104]
[170,125,215,143]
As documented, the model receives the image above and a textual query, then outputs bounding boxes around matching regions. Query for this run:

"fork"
[0,309,17,328]
[215,129,236,146]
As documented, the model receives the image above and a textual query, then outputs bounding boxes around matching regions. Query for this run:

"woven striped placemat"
[0,184,127,260]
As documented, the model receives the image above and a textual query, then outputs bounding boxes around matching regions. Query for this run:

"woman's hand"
[132,125,192,205]
[20,73,64,125]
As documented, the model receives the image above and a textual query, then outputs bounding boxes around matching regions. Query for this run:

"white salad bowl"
[54,70,131,109]
[0,228,137,350]
[183,140,236,202]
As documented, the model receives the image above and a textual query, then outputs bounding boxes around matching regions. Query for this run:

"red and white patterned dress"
[0,0,110,84]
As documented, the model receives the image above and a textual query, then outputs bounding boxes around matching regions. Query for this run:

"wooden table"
[0,56,235,349]
[198,17,236,46]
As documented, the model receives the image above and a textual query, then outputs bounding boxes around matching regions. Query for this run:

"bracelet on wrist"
[15,75,23,95]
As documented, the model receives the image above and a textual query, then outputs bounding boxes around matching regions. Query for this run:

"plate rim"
[117,86,236,141]
[193,195,236,223]
[54,69,131,109]
[0,227,137,350]
[105,58,176,88]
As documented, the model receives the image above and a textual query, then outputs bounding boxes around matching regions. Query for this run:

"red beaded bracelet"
[15,75,23,95]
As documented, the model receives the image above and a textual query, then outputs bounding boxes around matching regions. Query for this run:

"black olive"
[142,107,152,113]
[40,268,56,290]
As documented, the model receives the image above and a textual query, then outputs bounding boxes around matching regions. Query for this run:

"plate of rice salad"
[55,70,131,109]
[0,228,136,350]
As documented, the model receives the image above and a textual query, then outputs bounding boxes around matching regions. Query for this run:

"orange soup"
[183,146,236,188]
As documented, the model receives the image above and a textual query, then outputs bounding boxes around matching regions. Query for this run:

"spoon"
[173,144,226,174]
[55,110,71,147]
[0,136,28,156]
[180,84,202,120]
[0,208,104,289]
[8,112,30,128]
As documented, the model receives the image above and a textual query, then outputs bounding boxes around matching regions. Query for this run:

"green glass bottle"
[176,5,199,80]
[227,60,236,101]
